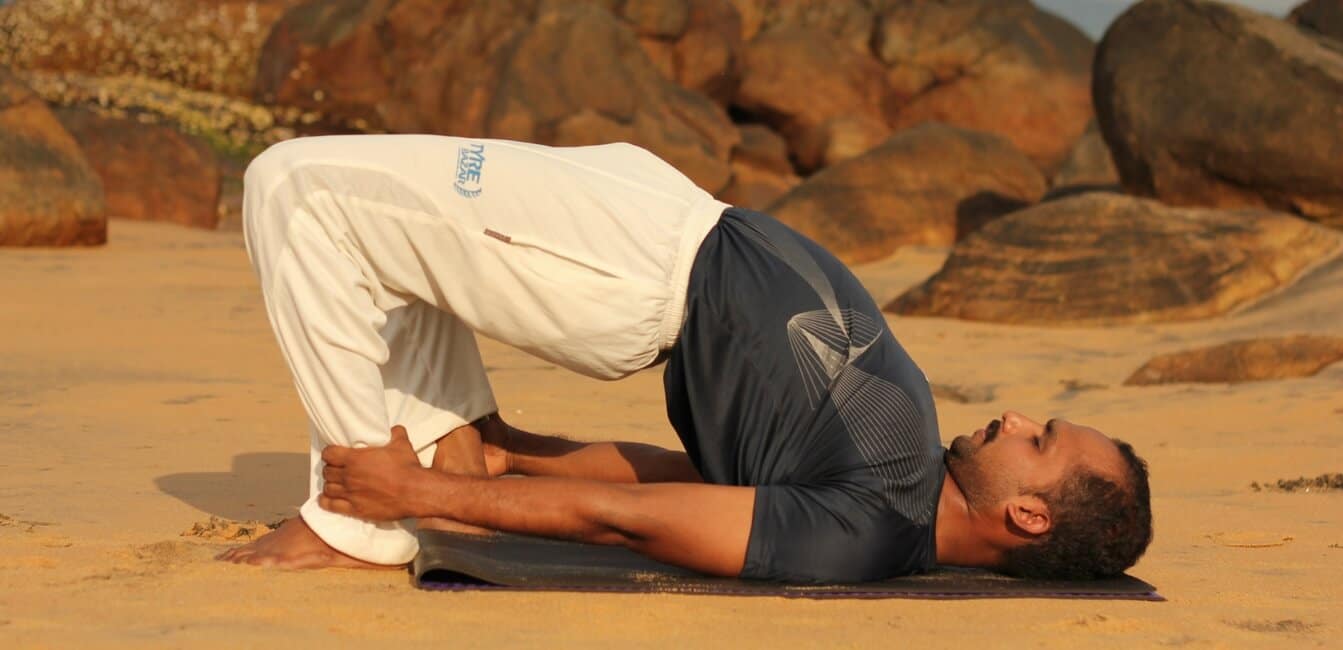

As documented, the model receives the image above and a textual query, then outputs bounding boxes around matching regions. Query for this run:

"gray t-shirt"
[664,207,945,583]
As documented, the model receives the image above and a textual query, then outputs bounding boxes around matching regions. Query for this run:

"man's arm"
[319,426,752,576]
[483,417,702,484]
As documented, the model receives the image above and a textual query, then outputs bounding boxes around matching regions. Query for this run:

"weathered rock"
[0,0,303,98]
[720,123,799,209]
[1290,0,1343,42]
[727,0,765,41]
[1125,336,1343,385]
[889,194,1343,326]
[1095,0,1343,229]
[621,0,690,38]
[254,0,397,130]
[792,114,891,173]
[1049,121,1120,196]
[668,0,743,103]
[877,0,1095,173]
[720,161,798,210]
[0,67,105,246]
[732,123,793,175]
[485,4,738,193]
[257,0,737,193]
[736,24,888,172]
[766,124,1047,264]
[55,108,221,229]
[748,0,878,54]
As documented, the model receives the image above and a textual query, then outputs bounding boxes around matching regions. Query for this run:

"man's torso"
[664,208,945,583]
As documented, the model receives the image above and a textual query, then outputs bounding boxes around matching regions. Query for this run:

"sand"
[1,220,1340,648]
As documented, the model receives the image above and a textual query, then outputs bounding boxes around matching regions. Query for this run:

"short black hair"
[999,439,1153,580]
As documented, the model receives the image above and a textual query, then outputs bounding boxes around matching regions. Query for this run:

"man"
[220,135,1152,582]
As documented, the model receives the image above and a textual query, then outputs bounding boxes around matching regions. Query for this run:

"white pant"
[243,135,727,563]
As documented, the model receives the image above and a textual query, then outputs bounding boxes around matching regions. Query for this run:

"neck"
[934,470,1004,569]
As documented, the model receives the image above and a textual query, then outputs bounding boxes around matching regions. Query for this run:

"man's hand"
[319,425,427,521]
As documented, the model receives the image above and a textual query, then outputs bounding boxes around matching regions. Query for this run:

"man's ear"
[1005,495,1053,537]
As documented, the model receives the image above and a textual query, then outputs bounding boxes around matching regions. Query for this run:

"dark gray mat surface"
[413,530,1163,600]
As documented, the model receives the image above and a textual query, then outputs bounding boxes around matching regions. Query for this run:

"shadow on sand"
[154,452,308,521]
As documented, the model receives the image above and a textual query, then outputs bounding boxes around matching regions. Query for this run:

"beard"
[946,446,998,512]
[946,421,1011,512]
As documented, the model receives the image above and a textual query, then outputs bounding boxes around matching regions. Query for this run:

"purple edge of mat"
[415,581,1166,602]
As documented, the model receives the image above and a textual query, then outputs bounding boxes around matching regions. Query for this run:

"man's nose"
[1001,411,1044,436]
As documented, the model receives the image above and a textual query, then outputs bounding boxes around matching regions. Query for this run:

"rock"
[766,124,1046,264]
[1289,0,1343,42]
[877,0,1095,173]
[257,0,737,193]
[0,0,303,98]
[1124,336,1343,385]
[254,0,397,130]
[1048,121,1120,196]
[485,3,737,193]
[719,123,798,209]
[750,0,877,54]
[621,0,690,38]
[631,0,742,103]
[0,67,105,246]
[55,108,221,230]
[1095,0,1343,229]
[732,123,793,175]
[720,162,798,210]
[727,0,765,41]
[736,23,888,173]
[889,194,1343,326]
[792,114,891,173]
[668,0,743,103]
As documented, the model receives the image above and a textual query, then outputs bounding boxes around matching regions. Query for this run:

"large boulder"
[0,67,105,246]
[1290,0,1343,42]
[727,0,880,53]
[257,0,737,193]
[632,0,743,104]
[735,22,889,173]
[55,108,221,230]
[0,0,303,98]
[1094,0,1343,229]
[766,124,1047,264]
[888,194,1343,326]
[719,123,799,210]
[877,0,1095,173]
[1125,336,1343,385]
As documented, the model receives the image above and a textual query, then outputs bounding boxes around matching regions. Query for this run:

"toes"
[223,547,257,564]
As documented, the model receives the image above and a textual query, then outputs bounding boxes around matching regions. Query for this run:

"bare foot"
[216,517,402,570]
[419,418,495,535]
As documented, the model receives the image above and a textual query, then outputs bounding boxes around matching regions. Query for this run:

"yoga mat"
[413,530,1163,600]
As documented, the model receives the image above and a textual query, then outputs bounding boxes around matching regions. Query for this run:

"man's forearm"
[396,469,751,576]
[501,427,702,483]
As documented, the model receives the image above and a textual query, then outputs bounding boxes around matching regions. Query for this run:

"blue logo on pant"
[454,143,486,199]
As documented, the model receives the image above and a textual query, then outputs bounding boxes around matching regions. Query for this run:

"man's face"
[946,411,1125,513]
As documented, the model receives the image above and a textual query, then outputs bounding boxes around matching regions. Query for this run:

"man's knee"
[242,141,308,275]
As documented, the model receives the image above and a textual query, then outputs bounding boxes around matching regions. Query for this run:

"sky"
[1034,0,1301,38]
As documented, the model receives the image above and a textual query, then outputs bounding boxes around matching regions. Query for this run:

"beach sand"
[1,220,1339,648]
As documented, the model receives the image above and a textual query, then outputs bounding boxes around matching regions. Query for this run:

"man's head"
[945,411,1152,579]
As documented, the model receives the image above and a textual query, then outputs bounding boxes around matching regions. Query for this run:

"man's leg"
[222,140,495,568]
[377,301,496,534]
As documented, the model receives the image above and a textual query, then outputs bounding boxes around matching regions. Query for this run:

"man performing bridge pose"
[220,135,1152,583]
